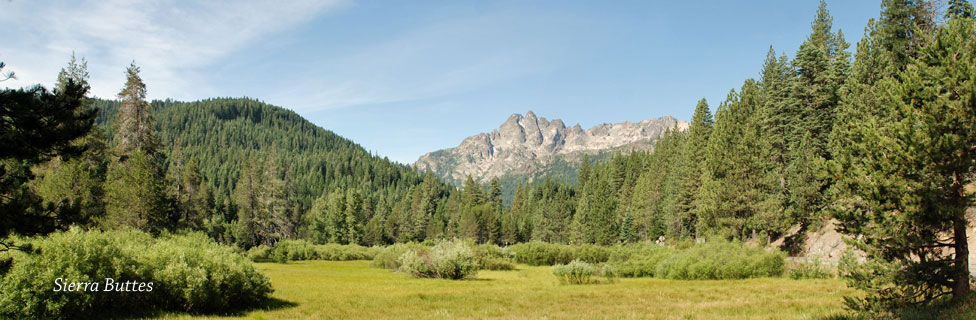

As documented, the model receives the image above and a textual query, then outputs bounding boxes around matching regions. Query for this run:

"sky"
[2,0,883,164]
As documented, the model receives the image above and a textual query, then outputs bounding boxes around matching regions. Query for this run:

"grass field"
[161,260,855,320]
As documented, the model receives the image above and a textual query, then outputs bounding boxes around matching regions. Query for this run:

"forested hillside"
[93,97,425,210]
[84,97,462,247]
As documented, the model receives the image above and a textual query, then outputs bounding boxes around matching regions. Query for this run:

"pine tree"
[484,178,503,244]
[697,82,767,239]
[578,154,591,190]
[113,61,159,156]
[232,158,263,247]
[578,168,618,245]
[309,193,329,243]
[676,98,712,235]
[833,16,976,310]
[344,189,363,244]
[54,53,89,93]
[103,149,168,232]
[171,156,205,229]
[103,62,171,233]
[500,182,523,245]
[36,55,106,226]
[0,58,95,242]
[459,175,482,241]
[946,0,974,18]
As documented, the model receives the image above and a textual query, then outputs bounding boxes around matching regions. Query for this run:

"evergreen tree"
[458,175,483,241]
[676,98,712,235]
[326,190,348,244]
[484,178,503,244]
[103,149,168,232]
[757,47,793,230]
[697,82,767,239]
[500,182,523,245]
[113,61,159,156]
[833,16,975,310]
[309,193,329,244]
[36,55,106,226]
[946,0,974,18]
[55,53,90,93]
[344,189,363,245]
[578,154,591,190]
[103,62,172,233]
[0,59,95,243]
[232,158,263,247]
[578,168,618,245]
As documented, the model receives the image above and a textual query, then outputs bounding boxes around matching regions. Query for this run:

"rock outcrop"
[414,111,687,185]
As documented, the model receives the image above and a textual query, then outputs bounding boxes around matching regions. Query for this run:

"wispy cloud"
[1,0,346,99]
[262,10,573,112]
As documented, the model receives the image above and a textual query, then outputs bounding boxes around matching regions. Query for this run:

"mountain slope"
[414,111,688,187]
[93,97,435,210]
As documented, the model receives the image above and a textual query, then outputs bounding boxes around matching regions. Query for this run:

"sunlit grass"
[164,260,854,320]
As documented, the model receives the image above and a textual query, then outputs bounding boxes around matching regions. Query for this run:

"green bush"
[372,242,426,270]
[396,240,478,279]
[473,244,516,270]
[788,258,834,280]
[246,244,272,262]
[272,239,316,262]
[609,243,675,277]
[598,263,618,283]
[510,242,612,266]
[654,240,784,280]
[552,260,596,284]
[248,240,381,263]
[0,230,272,318]
[313,243,381,261]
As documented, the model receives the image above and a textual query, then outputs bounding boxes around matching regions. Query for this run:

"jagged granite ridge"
[414,111,688,185]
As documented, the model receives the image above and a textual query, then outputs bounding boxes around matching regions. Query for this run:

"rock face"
[414,111,687,185]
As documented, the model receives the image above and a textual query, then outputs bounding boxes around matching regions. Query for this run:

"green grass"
[159,260,855,319]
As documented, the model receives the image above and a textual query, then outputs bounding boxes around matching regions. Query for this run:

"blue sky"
[2,0,881,164]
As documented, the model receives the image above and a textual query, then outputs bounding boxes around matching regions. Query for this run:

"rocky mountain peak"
[415,111,687,185]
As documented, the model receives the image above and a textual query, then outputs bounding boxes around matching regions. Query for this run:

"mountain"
[92,97,442,211]
[414,111,688,188]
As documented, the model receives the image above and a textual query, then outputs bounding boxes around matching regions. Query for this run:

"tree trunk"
[953,214,971,301]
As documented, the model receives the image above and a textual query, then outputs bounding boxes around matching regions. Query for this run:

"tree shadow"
[780,227,807,256]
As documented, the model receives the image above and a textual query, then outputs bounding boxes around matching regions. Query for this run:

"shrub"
[0,230,272,318]
[609,244,675,278]
[654,240,784,280]
[473,244,516,270]
[372,242,427,270]
[246,245,272,262]
[788,257,834,280]
[510,242,612,266]
[248,241,381,263]
[269,239,316,262]
[396,240,478,279]
[552,260,596,284]
[479,257,516,271]
[599,263,618,283]
[313,243,380,261]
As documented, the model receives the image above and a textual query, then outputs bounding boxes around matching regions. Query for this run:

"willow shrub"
[0,229,272,319]
[610,244,676,278]
[473,244,516,270]
[654,240,784,280]
[510,241,612,266]
[396,240,478,280]
[313,243,381,261]
[247,240,381,263]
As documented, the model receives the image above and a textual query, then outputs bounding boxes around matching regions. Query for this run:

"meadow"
[163,260,854,320]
